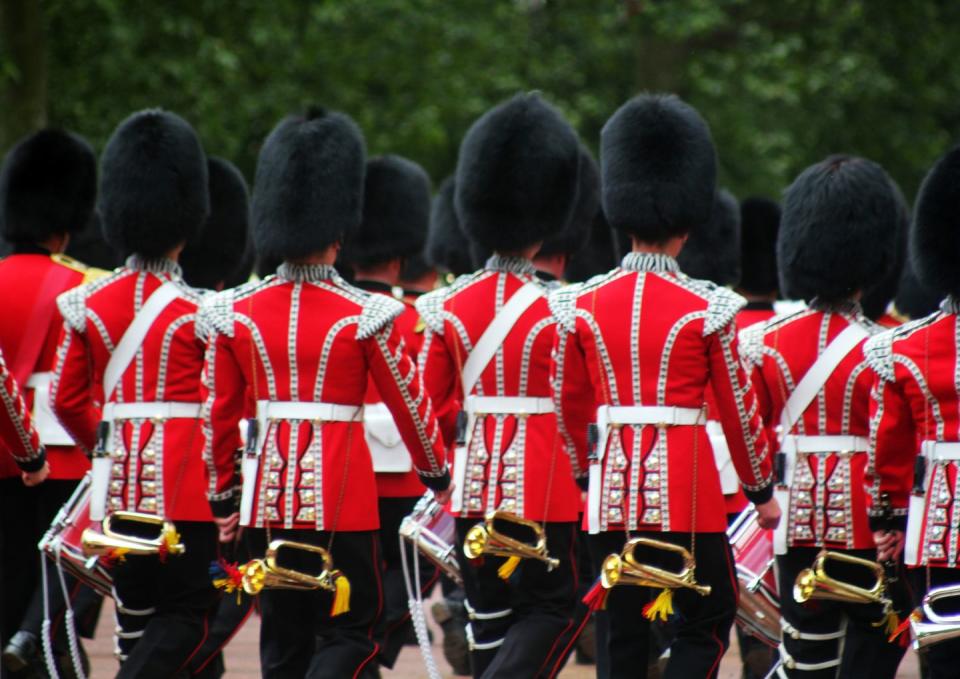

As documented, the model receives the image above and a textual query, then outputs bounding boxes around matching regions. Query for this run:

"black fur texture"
[0,128,97,244]
[895,260,942,320]
[565,212,619,283]
[738,197,781,296]
[252,109,366,261]
[344,155,431,268]
[99,110,209,258]
[912,145,960,297]
[181,157,251,290]
[538,146,600,258]
[426,177,474,276]
[677,189,740,287]
[601,94,716,243]
[778,155,900,302]
[861,179,910,320]
[455,92,580,253]
[65,212,121,270]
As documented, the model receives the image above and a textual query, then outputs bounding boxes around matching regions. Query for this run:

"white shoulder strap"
[461,283,543,399]
[779,323,869,434]
[103,282,181,400]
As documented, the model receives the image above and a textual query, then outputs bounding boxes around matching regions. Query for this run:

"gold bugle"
[241,539,337,595]
[81,511,185,557]
[461,510,559,571]
[911,584,960,649]
[793,550,887,606]
[601,537,711,596]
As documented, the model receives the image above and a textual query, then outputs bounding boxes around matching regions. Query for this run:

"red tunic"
[865,299,960,567]
[417,256,580,523]
[353,281,428,498]
[200,263,448,531]
[53,257,212,521]
[551,252,773,534]
[740,302,880,550]
[0,349,43,471]
[0,250,99,480]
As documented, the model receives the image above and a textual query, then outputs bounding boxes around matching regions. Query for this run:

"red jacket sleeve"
[867,374,915,530]
[51,324,100,454]
[418,325,462,449]
[0,351,44,472]
[708,321,774,504]
[202,331,244,516]
[365,323,450,490]
[552,325,594,481]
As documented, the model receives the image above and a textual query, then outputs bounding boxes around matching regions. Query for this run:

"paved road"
[86,595,921,678]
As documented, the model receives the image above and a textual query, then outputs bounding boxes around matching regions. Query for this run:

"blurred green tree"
[2,0,959,204]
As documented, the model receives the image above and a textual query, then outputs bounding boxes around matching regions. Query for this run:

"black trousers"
[113,521,219,679]
[455,518,578,679]
[776,547,907,678]
[909,566,960,679]
[376,495,439,669]
[589,530,738,679]
[186,532,256,678]
[250,528,383,679]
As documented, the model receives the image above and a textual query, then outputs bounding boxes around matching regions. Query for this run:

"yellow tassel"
[212,578,243,605]
[642,588,675,622]
[165,529,181,550]
[330,572,351,617]
[498,556,522,580]
[872,608,900,637]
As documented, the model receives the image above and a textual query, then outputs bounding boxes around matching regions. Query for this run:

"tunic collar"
[125,255,182,277]
[941,296,960,315]
[276,262,338,283]
[484,254,537,276]
[620,252,680,274]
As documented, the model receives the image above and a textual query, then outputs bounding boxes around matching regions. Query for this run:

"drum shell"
[399,494,462,586]
[728,507,780,646]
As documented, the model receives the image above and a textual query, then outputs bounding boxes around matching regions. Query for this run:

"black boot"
[2,631,41,672]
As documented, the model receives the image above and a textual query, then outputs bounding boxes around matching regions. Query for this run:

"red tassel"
[582,578,608,612]
[158,540,169,564]
[888,609,921,647]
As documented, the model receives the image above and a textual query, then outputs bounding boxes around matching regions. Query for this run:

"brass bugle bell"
[911,584,960,649]
[241,539,337,595]
[793,550,887,606]
[462,510,559,571]
[81,511,185,557]
[600,537,711,596]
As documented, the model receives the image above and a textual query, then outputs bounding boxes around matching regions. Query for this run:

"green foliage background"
[10,0,960,201]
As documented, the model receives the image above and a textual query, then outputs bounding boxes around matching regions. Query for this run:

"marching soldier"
[739,155,906,678]
[551,94,779,679]
[51,109,219,678]
[416,92,583,678]
[0,128,100,674]
[736,197,781,329]
[200,108,450,678]
[340,153,438,668]
[866,145,960,676]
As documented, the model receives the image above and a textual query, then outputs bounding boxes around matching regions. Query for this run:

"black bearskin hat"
[778,155,900,302]
[65,212,121,270]
[677,189,741,287]
[181,157,251,290]
[344,155,431,267]
[565,212,619,283]
[862,179,910,320]
[455,93,580,253]
[738,197,780,296]
[0,129,97,245]
[99,110,208,258]
[601,94,716,243]
[252,108,366,261]
[426,177,475,276]
[538,146,600,258]
[224,241,256,289]
[895,260,942,320]
[912,145,960,297]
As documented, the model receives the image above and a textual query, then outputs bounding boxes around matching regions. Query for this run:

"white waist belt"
[780,435,869,454]
[464,396,554,416]
[24,372,75,446]
[103,402,202,421]
[258,400,363,422]
[602,404,702,426]
[920,440,960,461]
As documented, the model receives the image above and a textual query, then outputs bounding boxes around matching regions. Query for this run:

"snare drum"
[39,473,113,598]
[728,506,780,646]
[399,493,462,586]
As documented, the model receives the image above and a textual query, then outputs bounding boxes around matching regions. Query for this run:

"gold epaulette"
[50,253,111,284]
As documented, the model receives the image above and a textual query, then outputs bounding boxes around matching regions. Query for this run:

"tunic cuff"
[208,487,239,518]
[15,446,46,473]
[418,468,451,492]
[743,482,773,506]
